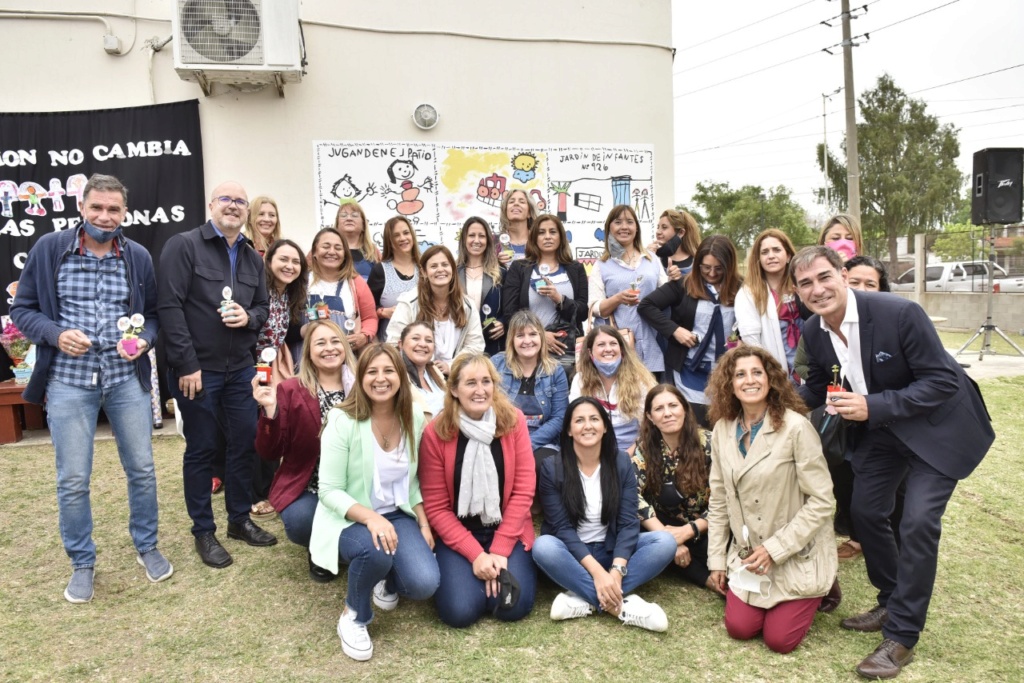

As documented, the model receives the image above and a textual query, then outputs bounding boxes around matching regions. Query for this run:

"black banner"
[0,100,205,316]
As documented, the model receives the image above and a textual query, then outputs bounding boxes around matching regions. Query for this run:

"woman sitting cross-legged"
[418,353,537,628]
[532,397,676,632]
[706,346,838,654]
[309,343,440,662]
[633,383,724,595]
[252,319,356,582]
[491,310,569,482]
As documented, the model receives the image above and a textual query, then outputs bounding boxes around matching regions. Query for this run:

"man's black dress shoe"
[195,533,233,568]
[309,553,337,583]
[227,519,278,547]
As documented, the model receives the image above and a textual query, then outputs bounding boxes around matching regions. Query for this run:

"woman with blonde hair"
[649,208,702,279]
[495,188,538,265]
[419,353,537,627]
[309,343,439,661]
[735,229,803,378]
[398,321,446,417]
[306,227,378,353]
[492,310,569,474]
[456,216,506,355]
[705,346,838,654]
[252,319,356,579]
[244,195,282,255]
[368,215,420,341]
[588,204,669,378]
[817,213,863,261]
[334,200,380,280]
[569,325,656,456]
[386,245,484,375]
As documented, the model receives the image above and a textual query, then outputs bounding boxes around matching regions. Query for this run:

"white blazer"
[735,285,789,371]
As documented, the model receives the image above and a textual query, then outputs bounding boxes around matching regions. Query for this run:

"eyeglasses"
[215,196,249,208]
[700,264,724,274]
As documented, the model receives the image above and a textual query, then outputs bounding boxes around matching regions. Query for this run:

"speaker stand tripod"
[955,225,1024,361]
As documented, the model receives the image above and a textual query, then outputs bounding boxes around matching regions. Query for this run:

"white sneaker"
[372,579,399,611]
[550,591,594,621]
[618,595,668,632]
[337,609,373,661]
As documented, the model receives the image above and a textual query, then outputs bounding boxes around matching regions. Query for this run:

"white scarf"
[457,408,502,525]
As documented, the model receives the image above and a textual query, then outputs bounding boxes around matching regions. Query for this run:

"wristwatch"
[611,564,628,577]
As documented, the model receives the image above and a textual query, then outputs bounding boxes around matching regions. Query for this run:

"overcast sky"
[671,0,1024,220]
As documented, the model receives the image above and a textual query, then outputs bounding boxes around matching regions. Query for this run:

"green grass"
[3,378,1024,682]
[937,328,1024,355]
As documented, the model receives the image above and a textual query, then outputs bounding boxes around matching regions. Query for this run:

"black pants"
[831,458,906,549]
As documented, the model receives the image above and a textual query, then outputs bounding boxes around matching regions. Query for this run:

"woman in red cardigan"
[418,353,537,627]
[252,319,357,581]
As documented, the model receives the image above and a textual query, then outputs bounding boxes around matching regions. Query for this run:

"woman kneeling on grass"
[706,346,837,654]
[418,353,537,627]
[309,343,439,662]
[532,397,676,631]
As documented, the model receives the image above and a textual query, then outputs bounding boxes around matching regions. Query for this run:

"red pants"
[724,589,822,654]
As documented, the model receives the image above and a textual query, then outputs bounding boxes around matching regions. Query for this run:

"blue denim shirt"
[492,352,568,451]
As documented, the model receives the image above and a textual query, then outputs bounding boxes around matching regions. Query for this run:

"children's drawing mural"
[313,141,654,261]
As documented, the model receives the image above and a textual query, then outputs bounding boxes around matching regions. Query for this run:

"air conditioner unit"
[172,0,304,96]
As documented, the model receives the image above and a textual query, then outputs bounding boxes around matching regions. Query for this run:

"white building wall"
[0,0,675,247]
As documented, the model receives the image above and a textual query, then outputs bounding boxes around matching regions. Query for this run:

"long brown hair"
[399,321,445,390]
[575,325,655,421]
[416,245,467,329]
[264,239,308,324]
[684,235,742,306]
[339,343,418,459]
[297,319,357,398]
[599,204,653,263]
[456,216,502,285]
[659,208,701,259]
[245,196,283,253]
[309,227,357,284]
[706,346,807,431]
[637,384,707,498]
[745,228,797,316]
[381,215,421,263]
[503,310,558,379]
[525,214,573,264]
[433,354,519,441]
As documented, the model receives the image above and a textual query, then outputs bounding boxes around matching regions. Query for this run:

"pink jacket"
[418,411,536,561]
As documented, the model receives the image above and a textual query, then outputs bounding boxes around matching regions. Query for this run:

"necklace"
[740,409,768,432]
[372,416,398,450]
[465,264,483,270]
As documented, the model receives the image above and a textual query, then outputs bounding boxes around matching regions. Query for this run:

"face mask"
[826,238,857,261]
[82,219,123,244]
[593,357,622,377]
[728,566,772,599]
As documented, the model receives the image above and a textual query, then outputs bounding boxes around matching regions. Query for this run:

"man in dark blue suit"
[792,246,994,679]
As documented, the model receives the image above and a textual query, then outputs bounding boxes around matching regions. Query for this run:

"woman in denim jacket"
[491,311,568,481]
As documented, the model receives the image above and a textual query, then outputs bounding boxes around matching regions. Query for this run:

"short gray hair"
[83,174,128,204]
[790,245,844,280]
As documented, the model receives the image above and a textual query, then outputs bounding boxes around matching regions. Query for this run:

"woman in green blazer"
[309,343,439,662]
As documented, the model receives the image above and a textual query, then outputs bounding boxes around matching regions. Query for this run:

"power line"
[674,20,823,75]
[857,0,961,37]
[678,0,817,52]
[935,104,1024,119]
[911,64,1024,95]
[675,49,824,98]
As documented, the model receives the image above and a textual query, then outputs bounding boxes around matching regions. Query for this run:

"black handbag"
[808,404,849,467]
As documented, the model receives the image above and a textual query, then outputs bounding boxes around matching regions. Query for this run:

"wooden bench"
[0,379,45,444]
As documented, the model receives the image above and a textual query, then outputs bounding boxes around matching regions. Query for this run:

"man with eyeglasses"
[11,173,172,602]
[158,181,274,568]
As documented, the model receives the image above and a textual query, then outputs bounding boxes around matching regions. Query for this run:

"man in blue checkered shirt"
[11,174,172,603]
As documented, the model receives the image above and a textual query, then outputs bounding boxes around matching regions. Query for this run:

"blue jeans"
[532,531,676,609]
[170,368,258,535]
[339,510,440,624]
[279,491,317,547]
[46,378,159,569]
[434,528,536,628]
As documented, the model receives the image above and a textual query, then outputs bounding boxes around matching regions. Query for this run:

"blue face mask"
[593,357,622,377]
[82,219,123,244]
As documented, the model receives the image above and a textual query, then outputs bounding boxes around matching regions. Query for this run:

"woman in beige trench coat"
[706,346,838,653]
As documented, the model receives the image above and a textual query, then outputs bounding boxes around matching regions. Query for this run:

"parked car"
[891,261,1024,293]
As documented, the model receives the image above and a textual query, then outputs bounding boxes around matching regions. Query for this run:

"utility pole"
[841,0,861,225]
[822,87,841,210]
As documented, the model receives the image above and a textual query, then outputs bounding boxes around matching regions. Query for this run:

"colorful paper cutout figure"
[48,178,66,212]
[65,174,88,207]
[18,182,47,216]
[0,181,18,218]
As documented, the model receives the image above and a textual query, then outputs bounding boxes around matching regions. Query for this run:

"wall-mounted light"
[412,103,439,130]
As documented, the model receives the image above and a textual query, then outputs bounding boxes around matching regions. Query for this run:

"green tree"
[932,223,981,261]
[816,74,962,267]
[686,182,814,250]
